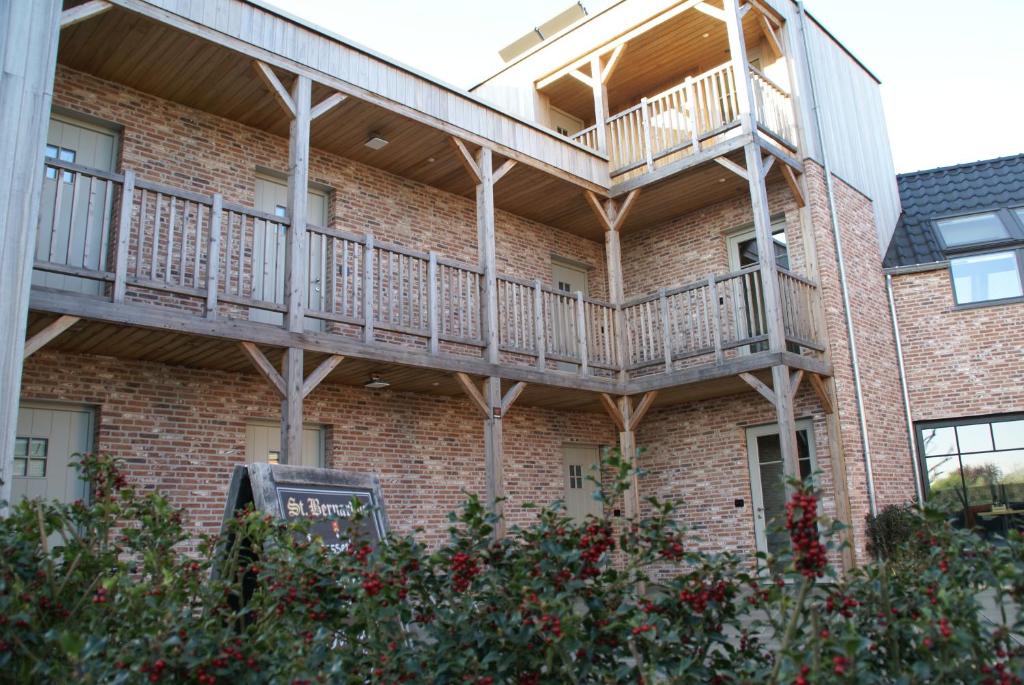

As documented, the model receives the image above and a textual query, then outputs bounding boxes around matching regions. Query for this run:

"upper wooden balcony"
[571,61,797,183]
[28,155,828,409]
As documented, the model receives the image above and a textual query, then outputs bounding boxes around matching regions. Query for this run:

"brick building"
[884,154,1024,537]
[2,0,919,567]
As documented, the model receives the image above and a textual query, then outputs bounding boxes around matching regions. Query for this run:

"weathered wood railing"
[750,66,796,144]
[33,158,822,382]
[574,60,796,177]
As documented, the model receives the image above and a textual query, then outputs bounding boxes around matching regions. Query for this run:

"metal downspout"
[796,1,878,517]
[886,273,925,504]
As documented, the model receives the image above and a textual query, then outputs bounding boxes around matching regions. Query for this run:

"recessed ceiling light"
[427,157,436,163]
[364,133,389,150]
[364,374,390,389]
[702,32,710,38]
[718,178,726,183]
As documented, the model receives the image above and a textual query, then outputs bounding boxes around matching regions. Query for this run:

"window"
[935,212,1011,248]
[14,437,48,478]
[949,251,1023,304]
[44,144,77,183]
[568,464,583,489]
[918,415,1024,538]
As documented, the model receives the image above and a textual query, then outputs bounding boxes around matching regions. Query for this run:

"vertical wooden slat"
[112,171,135,303]
[707,274,723,363]
[135,189,147,278]
[659,288,672,371]
[533,279,545,369]
[192,204,203,289]
[47,169,65,263]
[205,194,222,318]
[97,179,114,272]
[576,292,588,375]
[640,97,654,171]
[64,172,83,267]
[164,195,176,283]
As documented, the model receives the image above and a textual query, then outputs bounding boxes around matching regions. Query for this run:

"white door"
[36,114,118,295]
[252,175,328,330]
[746,420,815,558]
[726,223,789,353]
[562,445,602,522]
[245,421,324,468]
[11,404,93,506]
[551,259,588,370]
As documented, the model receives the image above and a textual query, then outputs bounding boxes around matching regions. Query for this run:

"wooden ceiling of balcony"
[26,312,776,414]
[56,6,604,239]
[539,3,766,123]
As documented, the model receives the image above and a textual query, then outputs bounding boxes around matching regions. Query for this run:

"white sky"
[265,0,1024,174]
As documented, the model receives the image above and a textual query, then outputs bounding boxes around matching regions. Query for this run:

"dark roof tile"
[884,154,1024,268]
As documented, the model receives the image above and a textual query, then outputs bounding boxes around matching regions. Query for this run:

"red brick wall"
[890,268,1024,421]
[20,350,615,547]
[803,162,917,557]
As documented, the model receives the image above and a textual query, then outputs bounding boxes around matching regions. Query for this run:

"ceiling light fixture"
[364,133,389,150]
[364,374,390,389]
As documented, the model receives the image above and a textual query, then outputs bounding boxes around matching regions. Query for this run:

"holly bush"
[1,452,1022,684]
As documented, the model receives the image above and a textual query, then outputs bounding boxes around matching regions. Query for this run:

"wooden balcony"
[571,62,797,183]
[28,156,828,406]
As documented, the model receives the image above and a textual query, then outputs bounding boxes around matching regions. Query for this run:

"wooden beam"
[492,159,517,185]
[612,189,640,231]
[714,156,748,181]
[590,54,610,153]
[239,342,286,397]
[761,154,776,179]
[23,316,79,359]
[694,1,726,22]
[567,69,593,87]
[628,391,658,430]
[790,368,804,400]
[455,372,490,418]
[501,381,527,415]
[252,61,295,118]
[476,147,499,364]
[61,0,112,28]
[281,347,304,465]
[744,0,783,28]
[285,74,311,335]
[301,354,345,398]
[601,43,626,84]
[484,376,505,538]
[448,137,481,184]
[599,393,626,432]
[808,373,834,414]
[781,165,806,207]
[584,191,614,232]
[535,0,702,89]
[585,189,640,233]
[739,372,776,405]
[759,13,783,58]
[310,92,347,120]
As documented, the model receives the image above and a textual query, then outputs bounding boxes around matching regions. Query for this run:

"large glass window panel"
[921,426,958,456]
[936,213,1010,247]
[950,252,1022,304]
[993,420,1024,451]
[956,423,993,453]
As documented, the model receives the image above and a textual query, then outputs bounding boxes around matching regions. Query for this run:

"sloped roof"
[884,154,1024,268]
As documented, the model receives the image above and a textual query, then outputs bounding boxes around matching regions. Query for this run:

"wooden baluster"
[363,235,374,343]
[640,97,654,171]
[97,180,114,272]
[164,195,176,283]
[428,251,438,354]
[64,172,83,268]
[112,171,136,303]
[47,167,65,264]
[533,279,545,369]
[204,194,222,318]
[192,204,203,289]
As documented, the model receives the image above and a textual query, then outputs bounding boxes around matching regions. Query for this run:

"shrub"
[865,502,930,569]
[0,452,1022,684]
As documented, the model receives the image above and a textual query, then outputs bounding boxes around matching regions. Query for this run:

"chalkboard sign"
[221,463,389,553]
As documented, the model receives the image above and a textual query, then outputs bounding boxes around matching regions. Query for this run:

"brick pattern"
[890,269,1024,421]
[803,162,917,558]
[20,350,615,547]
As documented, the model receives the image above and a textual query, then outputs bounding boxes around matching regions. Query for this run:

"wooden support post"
[23,316,80,359]
[723,0,756,134]
[771,364,801,483]
[575,291,588,376]
[428,251,439,354]
[285,74,311,334]
[0,0,61,509]
[618,396,639,519]
[112,170,135,303]
[475,147,499,364]
[281,347,304,465]
[205,193,222,319]
[533,279,545,370]
[484,376,505,537]
[363,234,375,343]
[589,55,610,153]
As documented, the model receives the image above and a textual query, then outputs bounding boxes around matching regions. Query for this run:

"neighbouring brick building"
[3,0,920,568]
[884,154,1024,538]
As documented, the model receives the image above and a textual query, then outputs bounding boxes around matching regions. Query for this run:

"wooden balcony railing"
[570,60,797,177]
[33,158,823,384]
